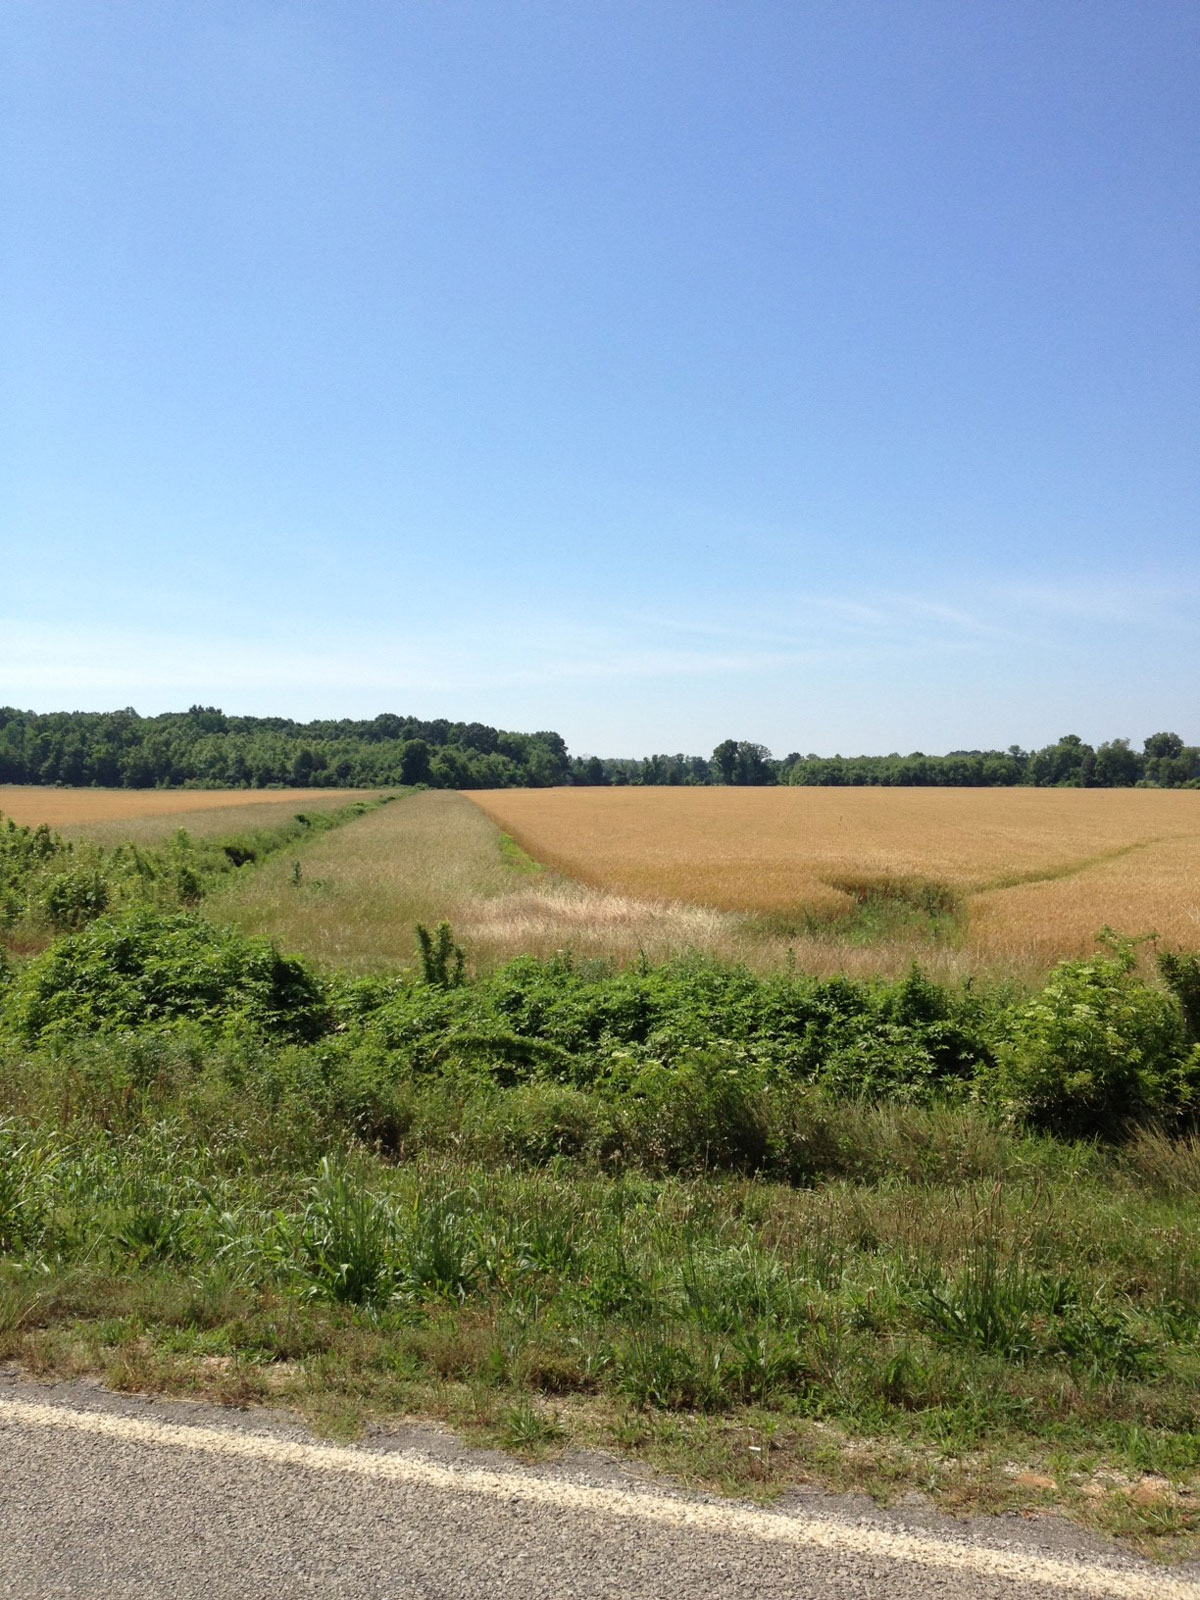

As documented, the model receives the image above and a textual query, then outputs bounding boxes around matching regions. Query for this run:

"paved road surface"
[1,1376,1196,1599]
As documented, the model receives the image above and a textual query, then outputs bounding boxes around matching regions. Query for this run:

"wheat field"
[0,786,374,844]
[211,787,1200,981]
[468,786,1200,970]
[12,783,1196,978]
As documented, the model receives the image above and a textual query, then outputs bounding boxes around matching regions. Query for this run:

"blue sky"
[3,1,1197,757]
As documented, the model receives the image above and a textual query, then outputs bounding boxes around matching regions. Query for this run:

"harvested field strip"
[210,791,769,975]
[61,794,379,848]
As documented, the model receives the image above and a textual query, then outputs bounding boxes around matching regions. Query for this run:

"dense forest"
[0,707,1196,790]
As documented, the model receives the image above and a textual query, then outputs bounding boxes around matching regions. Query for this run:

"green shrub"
[622,1051,770,1173]
[1160,950,1200,1046]
[4,909,330,1045]
[358,954,1001,1102]
[465,1082,611,1165]
[993,941,1192,1136]
[41,867,111,930]
[415,921,465,988]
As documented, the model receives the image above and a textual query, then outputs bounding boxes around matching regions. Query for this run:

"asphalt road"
[0,1377,1196,1599]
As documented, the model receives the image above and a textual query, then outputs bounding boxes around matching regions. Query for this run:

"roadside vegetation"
[2,792,1200,1556]
[1,886,1200,1551]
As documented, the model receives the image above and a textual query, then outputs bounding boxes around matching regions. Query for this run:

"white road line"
[1,1397,1193,1599]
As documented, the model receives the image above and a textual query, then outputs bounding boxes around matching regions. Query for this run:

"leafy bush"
[356,953,1001,1103]
[415,921,465,988]
[464,1081,611,1164]
[8,915,1199,1151]
[4,909,330,1044]
[1160,951,1200,1046]
[622,1052,770,1173]
[993,940,1193,1136]
[41,867,111,931]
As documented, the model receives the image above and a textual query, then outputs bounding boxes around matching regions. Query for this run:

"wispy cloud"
[0,597,990,711]
[2,568,1191,718]
[991,576,1199,625]
[621,590,1020,652]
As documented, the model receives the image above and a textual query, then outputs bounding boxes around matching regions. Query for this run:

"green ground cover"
[1,894,1199,1555]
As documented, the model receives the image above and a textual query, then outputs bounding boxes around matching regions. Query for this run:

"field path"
[1,1379,1194,1599]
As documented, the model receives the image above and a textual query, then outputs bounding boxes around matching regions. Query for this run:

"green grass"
[1,1026,1199,1556]
[496,832,545,877]
[752,875,966,949]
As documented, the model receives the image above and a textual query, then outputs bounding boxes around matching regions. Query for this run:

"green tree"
[734,741,774,785]
[1144,731,1184,760]
[712,740,739,784]
[399,739,432,786]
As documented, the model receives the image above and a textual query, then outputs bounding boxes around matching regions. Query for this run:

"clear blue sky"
[3,1,1197,757]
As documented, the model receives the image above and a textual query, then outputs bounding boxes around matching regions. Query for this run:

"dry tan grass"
[0,785,373,840]
[468,787,1200,971]
[457,882,731,966]
[455,882,981,978]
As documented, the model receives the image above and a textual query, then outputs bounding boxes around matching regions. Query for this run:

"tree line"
[0,708,1195,790]
[0,707,571,790]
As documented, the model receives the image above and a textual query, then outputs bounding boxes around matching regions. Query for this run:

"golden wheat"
[0,785,372,839]
[467,786,1200,969]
